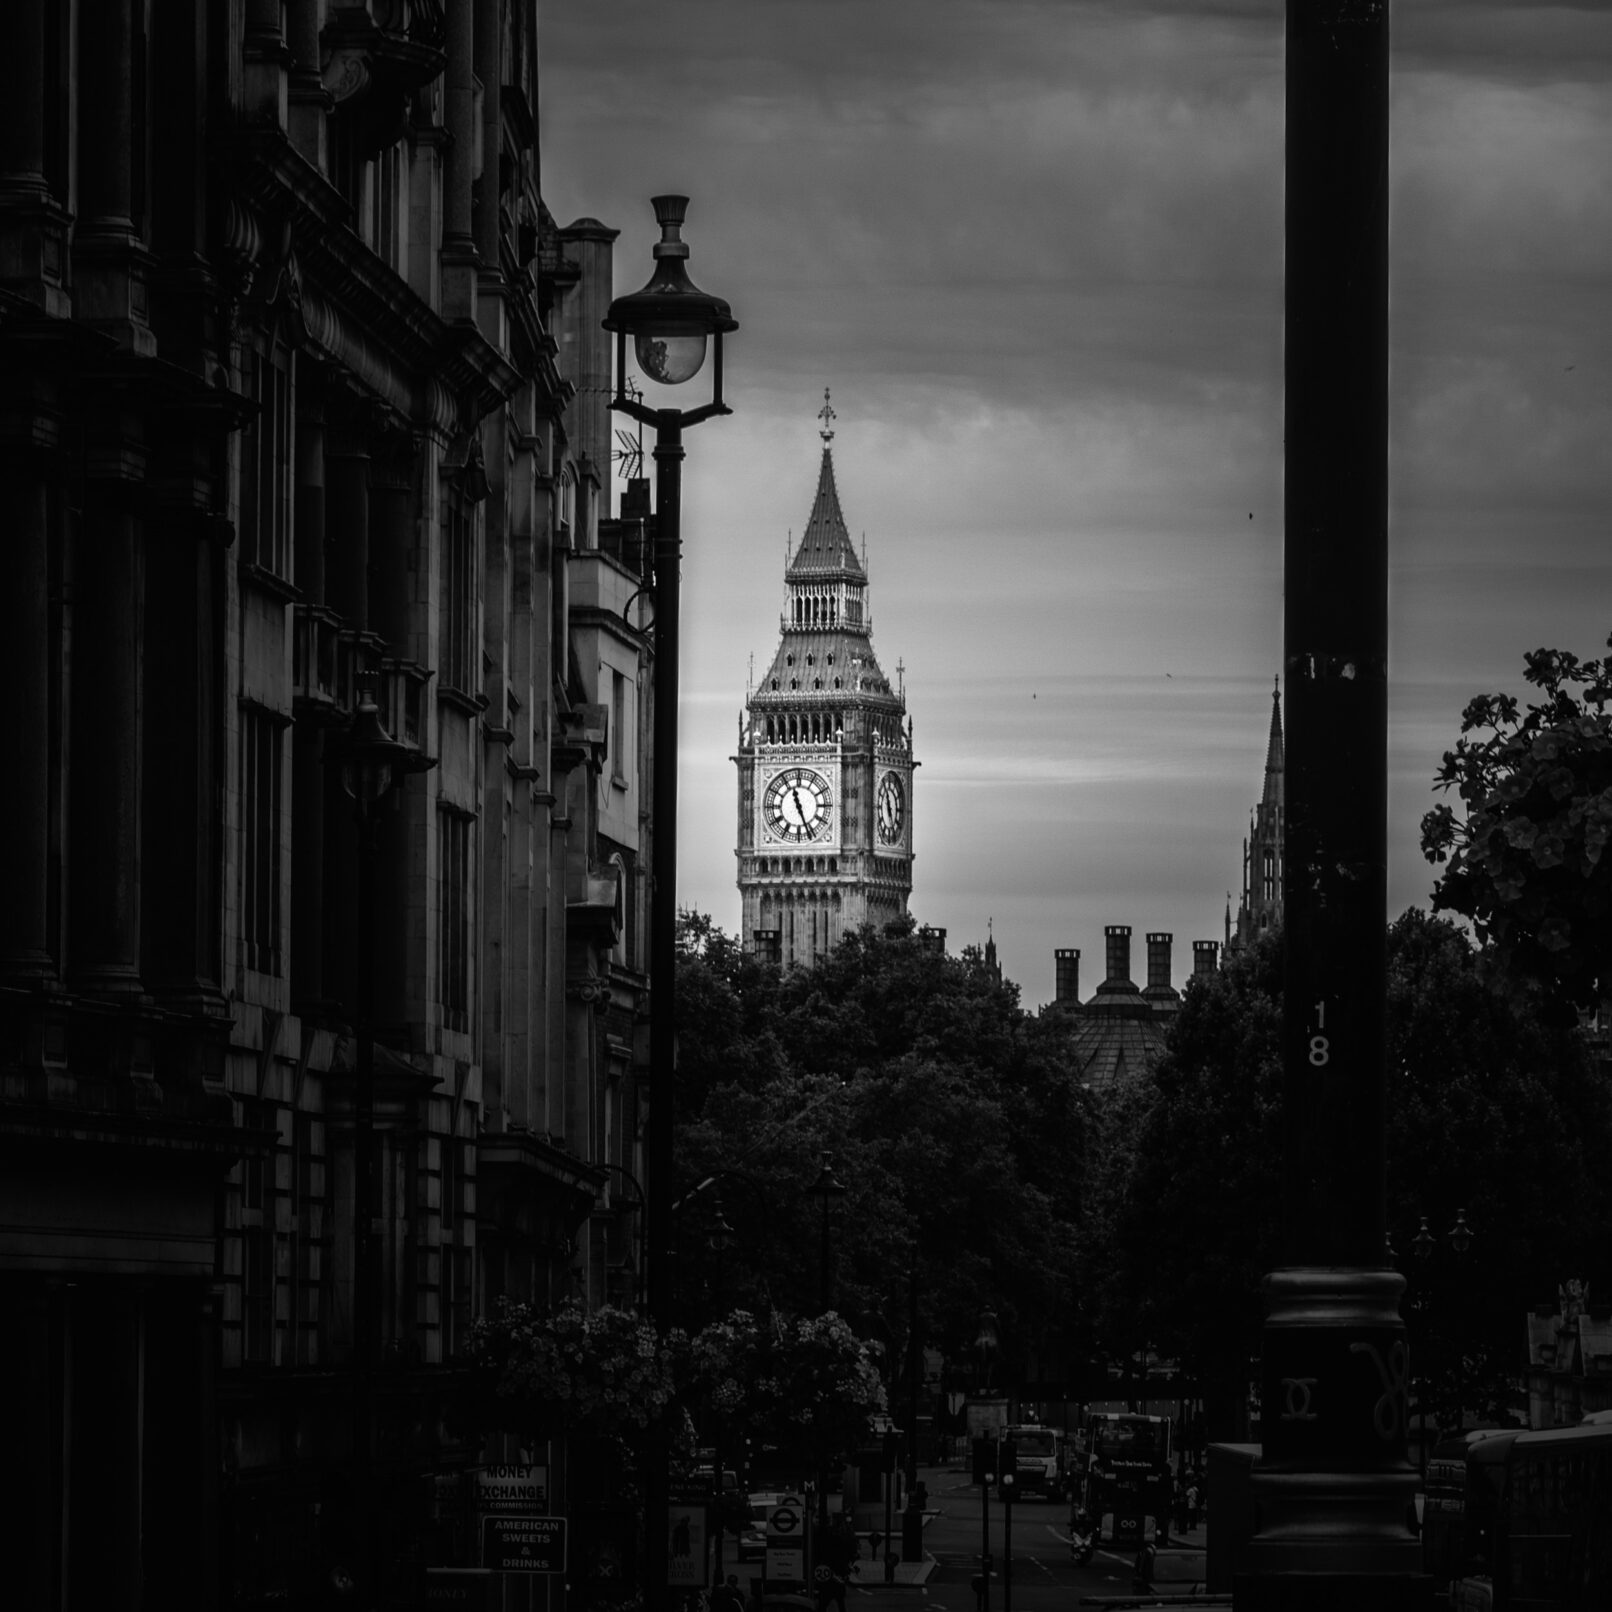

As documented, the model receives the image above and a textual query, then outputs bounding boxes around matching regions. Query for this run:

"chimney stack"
[1055,948,1080,1004]
[1103,925,1132,986]
[1193,940,1220,980]
[1145,933,1173,992]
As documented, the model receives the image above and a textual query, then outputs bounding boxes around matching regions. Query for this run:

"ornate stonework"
[734,396,915,969]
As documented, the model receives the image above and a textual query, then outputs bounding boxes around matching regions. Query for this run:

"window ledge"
[238,561,301,604]
[438,686,490,717]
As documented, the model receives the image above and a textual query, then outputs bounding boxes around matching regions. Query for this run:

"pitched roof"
[786,449,866,582]
[1261,682,1284,811]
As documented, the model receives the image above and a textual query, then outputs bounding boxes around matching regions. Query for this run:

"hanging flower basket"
[690,1308,886,1467]
[465,1299,679,1442]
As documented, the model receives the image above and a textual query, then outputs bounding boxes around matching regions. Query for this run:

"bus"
[1073,1412,1173,1556]
[1437,1419,1612,1610]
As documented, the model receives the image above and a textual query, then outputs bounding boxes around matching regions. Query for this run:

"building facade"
[0,4,652,1604]
[734,396,915,968]
[1047,928,1220,1088]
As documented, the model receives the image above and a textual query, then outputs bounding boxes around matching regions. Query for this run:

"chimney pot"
[1193,940,1220,979]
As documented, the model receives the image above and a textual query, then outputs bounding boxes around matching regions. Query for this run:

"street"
[836,1467,1211,1612]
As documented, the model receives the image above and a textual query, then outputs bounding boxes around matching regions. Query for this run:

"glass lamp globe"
[635,331,708,386]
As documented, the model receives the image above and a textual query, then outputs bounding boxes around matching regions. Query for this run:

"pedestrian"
[1186,1475,1201,1531]
[711,1574,745,1612]
[1173,1474,1188,1535]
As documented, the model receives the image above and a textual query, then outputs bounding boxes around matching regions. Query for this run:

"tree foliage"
[674,913,1095,1396]
[1095,914,1612,1436]
[1421,636,1612,1015]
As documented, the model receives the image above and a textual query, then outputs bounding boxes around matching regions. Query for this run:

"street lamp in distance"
[808,1151,849,1314]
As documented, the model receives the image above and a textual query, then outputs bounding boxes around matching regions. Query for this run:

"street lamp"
[604,196,737,1608]
[329,684,413,1605]
[808,1152,849,1314]
[1402,1207,1477,1472]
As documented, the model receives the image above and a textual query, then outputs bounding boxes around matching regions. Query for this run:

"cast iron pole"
[645,409,684,1607]
[1237,5,1429,1605]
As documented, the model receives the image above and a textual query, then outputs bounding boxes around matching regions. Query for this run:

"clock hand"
[791,788,807,822]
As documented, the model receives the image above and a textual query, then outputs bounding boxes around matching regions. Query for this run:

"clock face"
[763,767,834,843]
[877,771,906,845]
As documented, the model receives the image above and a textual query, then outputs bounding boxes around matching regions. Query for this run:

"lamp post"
[974,1308,1001,1612]
[808,1152,848,1314]
[331,687,411,1606]
[603,194,737,1609]
[1238,4,1428,1602]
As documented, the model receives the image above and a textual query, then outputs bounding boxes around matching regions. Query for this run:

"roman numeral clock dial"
[763,767,833,843]
[877,771,906,845]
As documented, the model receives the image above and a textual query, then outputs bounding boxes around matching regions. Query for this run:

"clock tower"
[735,394,915,968]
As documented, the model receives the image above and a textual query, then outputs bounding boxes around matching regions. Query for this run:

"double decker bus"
[1436,1419,1612,1610]
[1072,1412,1173,1557]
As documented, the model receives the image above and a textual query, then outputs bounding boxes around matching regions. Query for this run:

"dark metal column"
[1236,5,1430,1605]
[645,409,684,1607]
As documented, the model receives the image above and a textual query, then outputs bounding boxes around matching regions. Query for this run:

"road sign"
[474,1464,547,1514]
[666,1503,710,1588]
[765,1544,805,1583]
[766,1497,804,1542]
[481,1515,566,1573]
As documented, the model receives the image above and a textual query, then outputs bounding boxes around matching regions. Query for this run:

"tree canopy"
[673,912,1096,1397]
[1093,913,1612,1436]
[1421,635,1612,1016]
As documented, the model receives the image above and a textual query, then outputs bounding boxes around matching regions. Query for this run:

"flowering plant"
[689,1307,886,1466]
[465,1299,680,1441]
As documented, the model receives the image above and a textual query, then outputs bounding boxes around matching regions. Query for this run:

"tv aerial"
[613,379,645,479]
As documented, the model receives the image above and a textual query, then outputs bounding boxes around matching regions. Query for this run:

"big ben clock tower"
[735,394,915,968]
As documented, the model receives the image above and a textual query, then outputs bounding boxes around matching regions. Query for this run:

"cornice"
[224,128,525,433]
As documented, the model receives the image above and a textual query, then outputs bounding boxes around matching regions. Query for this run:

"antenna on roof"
[611,378,644,479]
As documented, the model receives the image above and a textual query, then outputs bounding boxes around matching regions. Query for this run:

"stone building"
[734,394,916,969]
[1047,928,1220,1089]
[0,4,650,1603]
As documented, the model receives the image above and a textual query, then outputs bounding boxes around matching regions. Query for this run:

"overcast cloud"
[543,1,1612,1005]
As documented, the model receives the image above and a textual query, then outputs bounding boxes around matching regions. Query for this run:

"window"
[289,1111,319,1364]
[239,342,293,577]
[444,1245,473,1357]
[440,491,477,694]
[437,808,472,1031]
[240,1099,277,1365]
[611,669,627,785]
[368,140,405,273]
[240,706,284,974]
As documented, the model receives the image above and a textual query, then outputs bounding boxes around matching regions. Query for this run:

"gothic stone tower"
[735,397,915,968]
[1231,680,1285,949]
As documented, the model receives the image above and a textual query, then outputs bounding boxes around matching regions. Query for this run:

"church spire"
[1261,678,1284,811]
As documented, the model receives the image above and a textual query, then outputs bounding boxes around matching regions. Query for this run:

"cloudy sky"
[541,1,1612,1007]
